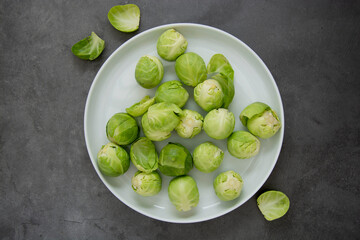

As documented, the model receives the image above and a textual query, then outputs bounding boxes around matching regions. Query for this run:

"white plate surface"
[84,23,284,223]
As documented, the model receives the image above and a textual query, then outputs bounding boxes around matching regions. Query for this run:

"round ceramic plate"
[84,23,284,223]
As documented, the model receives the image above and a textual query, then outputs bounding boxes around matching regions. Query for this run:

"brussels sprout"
[71,32,105,60]
[130,137,158,173]
[203,108,235,140]
[155,80,189,108]
[213,170,243,201]
[131,171,162,196]
[158,143,193,176]
[145,102,182,132]
[175,109,203,138]
[141,103,182,141]
[175,52,207,87]
[227,131,260,159]
[97,142,130,177]
[207,54,234,81]
[108,4,140,32]
[135,55,164,89]
[257,191,290,221]
[168,175,199,211]
[240,102,281,139]
[126,96,155,117]
[141,113,172,141]
[157,29,188,61]
[193,142,224,173]
[212,73,235,108]
[106,113,138,145]
[194,79,224,112]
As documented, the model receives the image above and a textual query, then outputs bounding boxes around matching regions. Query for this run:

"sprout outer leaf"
[108,4,140,32]
[126,96,156,117]
[71,32,105,60]
[207,54,234,81]
[212,73,235,109]
[257,190,290,221]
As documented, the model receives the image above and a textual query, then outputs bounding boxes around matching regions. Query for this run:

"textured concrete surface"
[1,0,360,239]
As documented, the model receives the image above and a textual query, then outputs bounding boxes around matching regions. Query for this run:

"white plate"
[84,23,284,223]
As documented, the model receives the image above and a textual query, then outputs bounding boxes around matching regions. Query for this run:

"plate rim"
[84,23,285,223]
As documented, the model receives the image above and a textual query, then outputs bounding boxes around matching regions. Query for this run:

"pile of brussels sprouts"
[97,28,284,215]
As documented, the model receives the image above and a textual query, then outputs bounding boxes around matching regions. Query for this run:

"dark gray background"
[1,0,359,239]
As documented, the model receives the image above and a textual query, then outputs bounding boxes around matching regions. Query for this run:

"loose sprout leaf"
[71,32,105,60]
[257,191,290,221]
[126,96,155,117]
[207,54,234,81]
[212,73,235,108]
[108,4,140,32]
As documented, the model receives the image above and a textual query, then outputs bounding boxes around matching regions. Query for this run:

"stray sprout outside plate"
[84,23,284,223]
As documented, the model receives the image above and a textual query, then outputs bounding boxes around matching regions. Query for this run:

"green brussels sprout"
[135,55,164,89]
[158,143,193,176]
[203,108,235,140]
[213,170,243,201]
[141,103,182,141]
[257,191,290,221]
[168,175,199,211]
[175,109,203,138]
[108,4,140,32]
[126,95,155,117]
[155,80,189,108]
[106,113,138,145]
[145,102,182,132]
[97,142,130,177]
[141,112,172,141]
[71,32,105,60]
[207,54,234,81]
[130,137,158,173]
[194,79,224,112]
[157,29,188,61]
[240,102,281,139]
[227,131,260,159]
[131,171,162,196]
[175,52,207,87]
[212,73,235,108]
[193,142,224,173]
